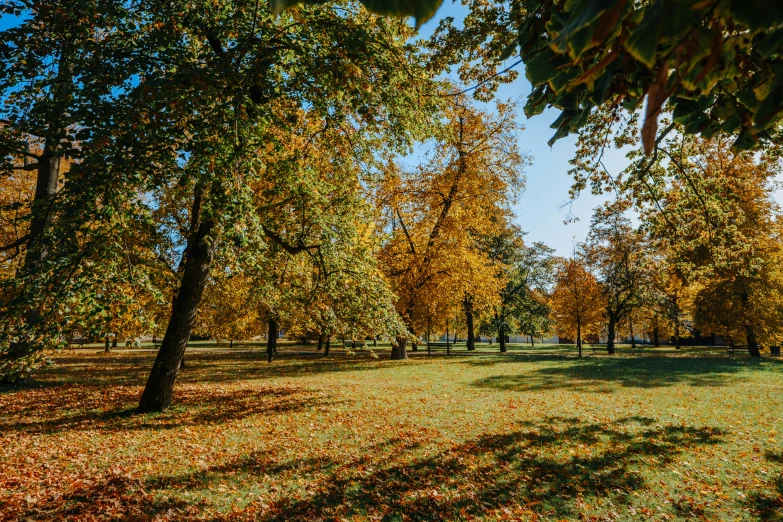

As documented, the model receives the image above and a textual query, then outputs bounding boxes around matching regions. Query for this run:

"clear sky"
[415,1,626,257]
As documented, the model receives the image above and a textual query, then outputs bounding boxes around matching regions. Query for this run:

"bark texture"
[390,337,408,360]
[606,316,616,355]
[464,296,475,351]
[137,189,215,413]
[267,318,279,363]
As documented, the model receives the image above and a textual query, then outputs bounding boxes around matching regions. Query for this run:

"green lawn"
[1,349,781,520]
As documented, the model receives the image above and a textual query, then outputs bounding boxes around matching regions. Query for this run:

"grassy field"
[1,347,781,521]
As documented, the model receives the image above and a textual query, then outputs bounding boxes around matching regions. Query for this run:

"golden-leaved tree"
[550,257,604,357]
[378,97,528,358]
[637,134,783,356]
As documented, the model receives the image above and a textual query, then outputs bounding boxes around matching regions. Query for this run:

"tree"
[550,257,603,357]
[482,225,556,352]
[0,0,147,381]
[584,201,647,354]
[378,97,527,359]
[118,1,436,411]
[635,133,783,356]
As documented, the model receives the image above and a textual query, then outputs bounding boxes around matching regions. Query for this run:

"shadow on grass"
[0,382,343,436]
[137,415,723,521]
[25,350,393,390]
[7,471,201,521]
[470,355,777,392]
[746,450,783,521]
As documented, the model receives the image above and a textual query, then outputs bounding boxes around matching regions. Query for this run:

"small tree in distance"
[551,257,603,357]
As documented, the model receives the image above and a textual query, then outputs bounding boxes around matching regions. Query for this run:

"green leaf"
[757,27,783,58]
[550,0,620,59]
[525,47,566,89]
[624,9,661,68]
[732,128,756,150]
[729,0,783,30]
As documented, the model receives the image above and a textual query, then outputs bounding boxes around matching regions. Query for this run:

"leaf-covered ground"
[1,347,782,521]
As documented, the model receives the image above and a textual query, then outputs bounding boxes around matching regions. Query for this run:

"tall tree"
[635,133,783,356]
[0,0,146,381]
[584,201,647,354]
[482,225,556,352]
[378,98,527,359]
[112,1,436,412]
[550,257,604,357]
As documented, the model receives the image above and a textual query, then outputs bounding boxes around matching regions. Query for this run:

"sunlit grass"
[1,349,781,520]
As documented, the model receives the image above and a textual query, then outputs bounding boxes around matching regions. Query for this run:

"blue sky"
[416,1,625,256]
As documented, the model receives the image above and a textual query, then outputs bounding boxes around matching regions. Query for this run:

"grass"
[1,347,782,521]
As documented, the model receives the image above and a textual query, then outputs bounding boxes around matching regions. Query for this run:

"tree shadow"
[23,350,393,390]
[470,355,774,393]
[6,469,200,520]
[129,416,723,521]
[0,383,343,436]
[746,450,783,521]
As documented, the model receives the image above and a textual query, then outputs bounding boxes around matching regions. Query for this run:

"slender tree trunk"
[464,296,475,351]
[137,186,216,413]
[629,317,636,348]
[267,318,278,363]
[498,316,506,353]
[674,321,681,350]
[530,335,534,347]
[317,332,324,350]
[426,317,431,355]
[653,319,660,347]
[112,336,118,348]
[746,325,761,357]
[577,320,582,358]
[607,316,616,355]
[405,303,417,352]
[390,336,408,360]
[373,337,377,347]
[324,336,330,356]
[104,337,110,353]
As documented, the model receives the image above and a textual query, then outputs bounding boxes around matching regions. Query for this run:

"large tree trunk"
[606,316,616,355]
[324,336,330,356]
[317,332,324,350]
[137,190,215,413]
[390,336,408,360]
[629,317,636,348]
[464,296,475,351]
[498,320,506,353]
[746,325,761,358]
[267,318,278,363]
[3,52,72,381]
